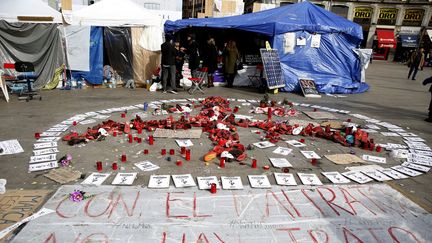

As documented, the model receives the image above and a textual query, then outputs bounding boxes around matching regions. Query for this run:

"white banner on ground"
[11,184,432,242]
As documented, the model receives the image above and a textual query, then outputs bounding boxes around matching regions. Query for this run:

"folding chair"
[187,67,207,94]
[247,64,264,88]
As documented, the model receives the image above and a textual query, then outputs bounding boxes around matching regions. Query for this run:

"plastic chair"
[187,67,207,94]
[247,64,264,88]
[3,62,41,101]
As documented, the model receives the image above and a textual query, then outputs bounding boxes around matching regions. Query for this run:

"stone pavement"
[0,61,431,241]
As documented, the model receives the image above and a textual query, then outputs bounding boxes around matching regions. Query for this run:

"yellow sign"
[403,9,424,26]
[378,8,398,20]
[353,8,372,19]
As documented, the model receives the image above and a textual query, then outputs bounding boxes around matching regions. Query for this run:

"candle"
[169,149,175,155]
[251,159,257,168]
[121,154,127,163]
[137,137,142,143]
[219,157,225,168]
[311,158,317,165]
[210,183,217,194]
[121,113,126,118]
[34,133,40,139]
[233,106,239,113]
[267,107,272,120]
[143,149,149,154]
[181,146,186,155]
[176,160,182,166]
[113,131,117,137]
[73,121,77,126]
[149,135,154,145]
[112,163,118,170]
[299,138,305,143]
[96,161,102,171]
[185,149,191,161]
[376,146,382,152]
[161,149,166,155]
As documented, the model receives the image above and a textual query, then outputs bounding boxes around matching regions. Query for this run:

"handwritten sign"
[134,161,160,172]
[0,140,24,155]
[36,137,61,142]
[221,176,243,190]
[172,174,196,188]
[391,165,423,177]
[269,158,292,168]
[285,140,306,147]
[112,173,137,185]
[274,173,297,186]
[11,184,432,242]
[33,148,59,156]
[272,147,292,156]
[248,175,271,188]
[148,175,170,188]
[379,168,409,179]
[300,151,321,159]
[81,173,111,186]
[253,141,275,149]
[33,142,57,150]
[299,79,321,98]
[342,171,373,184]
[297,173,323,186]
[362,155,386,164]
[321,172,351,184]
[29,154,57,164]
[29,161,58,172]
[197,176,220,190]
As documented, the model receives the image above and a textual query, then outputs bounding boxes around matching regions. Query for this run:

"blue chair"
[3,62,41,101]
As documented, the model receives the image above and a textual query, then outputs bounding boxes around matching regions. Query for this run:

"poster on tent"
[259,49,286,90]
[283,33,295,53]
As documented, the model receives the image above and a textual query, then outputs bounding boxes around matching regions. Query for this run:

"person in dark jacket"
[160,36,178,94]
[423,76,432,122]
[186,34,200,78]
[203,37,218,87]
[174,41,185,88]
[407,48,425,80]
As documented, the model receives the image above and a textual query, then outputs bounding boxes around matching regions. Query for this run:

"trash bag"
[149,82,158,92]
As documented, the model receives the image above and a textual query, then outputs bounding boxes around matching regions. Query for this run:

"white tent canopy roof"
[0,0,62,23]
[71,0,162,27]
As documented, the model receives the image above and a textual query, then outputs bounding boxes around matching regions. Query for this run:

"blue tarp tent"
[165,1,368,94]
[72,27,104,85]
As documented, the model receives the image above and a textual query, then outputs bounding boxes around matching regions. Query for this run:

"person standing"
[203,37,218,88]
[174,41,185,89]
[423,76,432,123]
[160,36,178,94]
[223,40,239,88]
[186,34,200,78]
[407,48,425,80]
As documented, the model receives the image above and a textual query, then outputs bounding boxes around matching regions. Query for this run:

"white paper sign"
[380,132,400,137]
[378,168,409,180]
[274,173,297,186]
[297,173,323,186]
[47,127,68,132]
[34,142,57,150]
[401,162,430,173]
[112,173,137,185]
[269,158,292,168]
[80,119,97,125]
[172,174,196,188]
[134,161,160,172]
[285,140,306,147]
[300,151,321,159]
[342,171,373,184]
[33,148,59,156]
[28,161,58,172]
[0,139,24,155]
[365,124,380,130]
[361,170,392,181]
[284,32,296,53]
[0,179,6,194]
[148,175,170,188]
[41,131,62,137]
[404,137,425,142]
[0,208,55,240]
[408,153,432,162]
[410,149,432,157]
[296,37,306,46]
[94,114,110,120]
[253,141,276,149]
[398,133,417,137]
[81,173,111,186]
[311,34,321,48]
[176,139,193,147]
[391,166,422,177]
[36,137,61,142]
[321,172,351,184]
[248,175,271,188]
[197,176,220,190]
[221,176,243,190]
[362,155,386,164]
[272,147,293,156]
[29,154,57,164]
[407,158,432,167]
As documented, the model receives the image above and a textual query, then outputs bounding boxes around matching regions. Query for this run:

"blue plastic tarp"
[72,27,103,84]
[165,1,367,94]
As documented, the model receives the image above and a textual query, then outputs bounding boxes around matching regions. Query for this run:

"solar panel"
[259,48,286,89]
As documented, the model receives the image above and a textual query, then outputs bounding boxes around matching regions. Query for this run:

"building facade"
[182,0,244,18]
[243,0,432,61]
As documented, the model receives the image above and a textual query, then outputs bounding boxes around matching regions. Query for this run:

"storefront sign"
[402,9,424,27]
[353,7,372,25]
[377,8,398,25]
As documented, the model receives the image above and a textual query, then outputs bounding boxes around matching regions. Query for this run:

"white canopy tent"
[0,0,62,23]
[71,0,163,27]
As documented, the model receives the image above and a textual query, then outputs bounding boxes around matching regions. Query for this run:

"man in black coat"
[161,36,178,94]
[186,34,200,78]
[423,76,432,122]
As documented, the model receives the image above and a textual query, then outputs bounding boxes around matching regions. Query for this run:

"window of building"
[331,5,349,18]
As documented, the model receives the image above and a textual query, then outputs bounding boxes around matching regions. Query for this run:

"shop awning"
[377,29,396,48]
[400,35,418,48]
